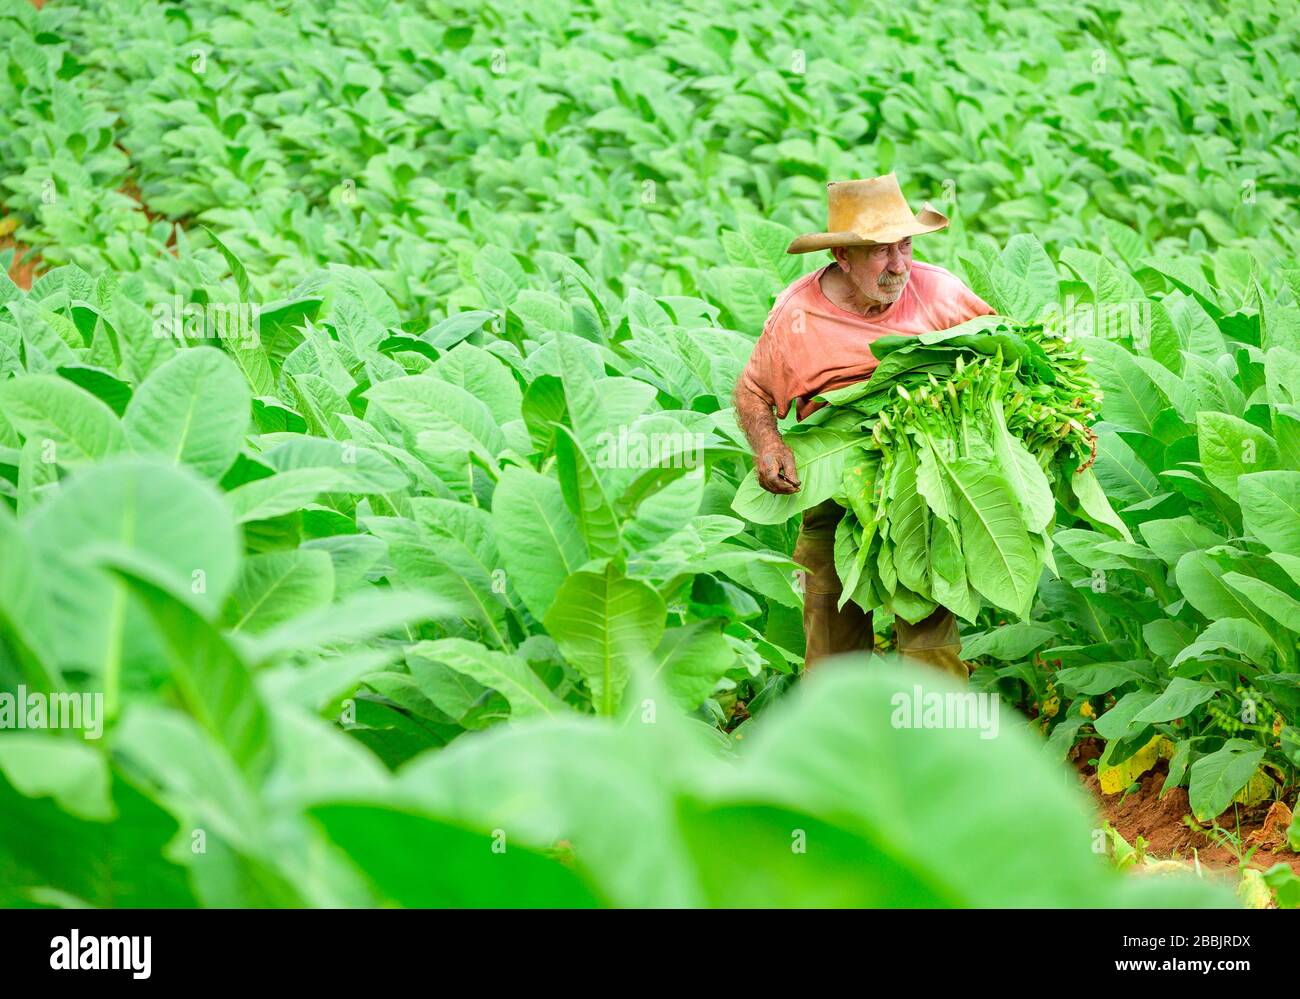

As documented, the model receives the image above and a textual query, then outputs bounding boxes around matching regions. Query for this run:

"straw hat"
[786,173,949,254]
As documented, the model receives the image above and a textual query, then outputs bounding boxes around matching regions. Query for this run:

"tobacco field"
[0,0,1298,908]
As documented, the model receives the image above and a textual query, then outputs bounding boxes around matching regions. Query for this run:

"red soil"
[1071,737,1299,875]
[1,219,40,290]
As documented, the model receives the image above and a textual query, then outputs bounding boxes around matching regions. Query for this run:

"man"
[733,173,992,678]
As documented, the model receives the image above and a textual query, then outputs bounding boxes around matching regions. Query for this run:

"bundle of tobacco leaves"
[734,316,1122,623]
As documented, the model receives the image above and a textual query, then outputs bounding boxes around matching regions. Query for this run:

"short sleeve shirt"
[739,261,994,421]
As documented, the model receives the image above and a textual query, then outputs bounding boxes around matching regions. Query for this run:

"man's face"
[834,238,913,305]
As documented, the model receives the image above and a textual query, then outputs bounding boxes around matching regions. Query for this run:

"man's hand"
[756,440,800,495]
[733,379,800,494]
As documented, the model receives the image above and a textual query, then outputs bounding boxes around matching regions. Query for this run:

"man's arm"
[733,380,800,495]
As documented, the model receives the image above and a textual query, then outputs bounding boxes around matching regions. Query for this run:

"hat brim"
[785,204,950,254]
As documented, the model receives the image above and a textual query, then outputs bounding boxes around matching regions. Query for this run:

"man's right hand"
[732,380,801,496]
[756,440,800,495]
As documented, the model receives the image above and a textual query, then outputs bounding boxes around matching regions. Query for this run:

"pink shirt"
[740,262,993,421]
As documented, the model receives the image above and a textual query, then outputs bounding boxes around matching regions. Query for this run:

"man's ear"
[830,247,849,272]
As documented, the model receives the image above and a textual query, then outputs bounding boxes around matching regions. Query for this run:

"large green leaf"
[260,436,409,493]
[652,621,736,711]
[0,735,113,821]
[990,402,1054,533]
[1188,740,1265,822]
[553,425,621,560]
[225,467,341,522]
[0,505,59,692]
[1175,551,1287,659]
[1133,678,1220,724]
[246,589,457,664]
[1239,471,1300,557]
[689,661,1225,907]
[0,373,125,466]
[944,457,1036,615]
[888,438,930,595]
[1081,336,1166,437]
[1000,234,1059,319]
[1196,412,1279,502]
[309,802,602,907]
[221,549,335,634]
[731,428,860,524]
[25,458,241,712]
[100,555,273,780]
[1092,431,1161,505]
[1071,466,1134,542]
[543,564,665,715]
[1264,347,1300,408]
[1171,618,1276,670]
[959,622,1057,661]
[431,343,524,428]
[1221,572,1300,634]
[491,465,587,621]
[409,638,567,719]
[366,509,511,647]
[396,719,702,907]
[1137,516,1227,565]
[0,768,196,908]
[365,374,506,460]
[123,348,250,479]
[111,704,308,906]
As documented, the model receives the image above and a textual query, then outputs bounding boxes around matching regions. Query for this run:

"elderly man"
[733,173,992,678]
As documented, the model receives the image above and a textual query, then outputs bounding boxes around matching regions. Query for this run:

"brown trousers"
[792,500,968,681]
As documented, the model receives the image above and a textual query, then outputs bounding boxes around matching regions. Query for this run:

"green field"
[0,0,1298,907]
